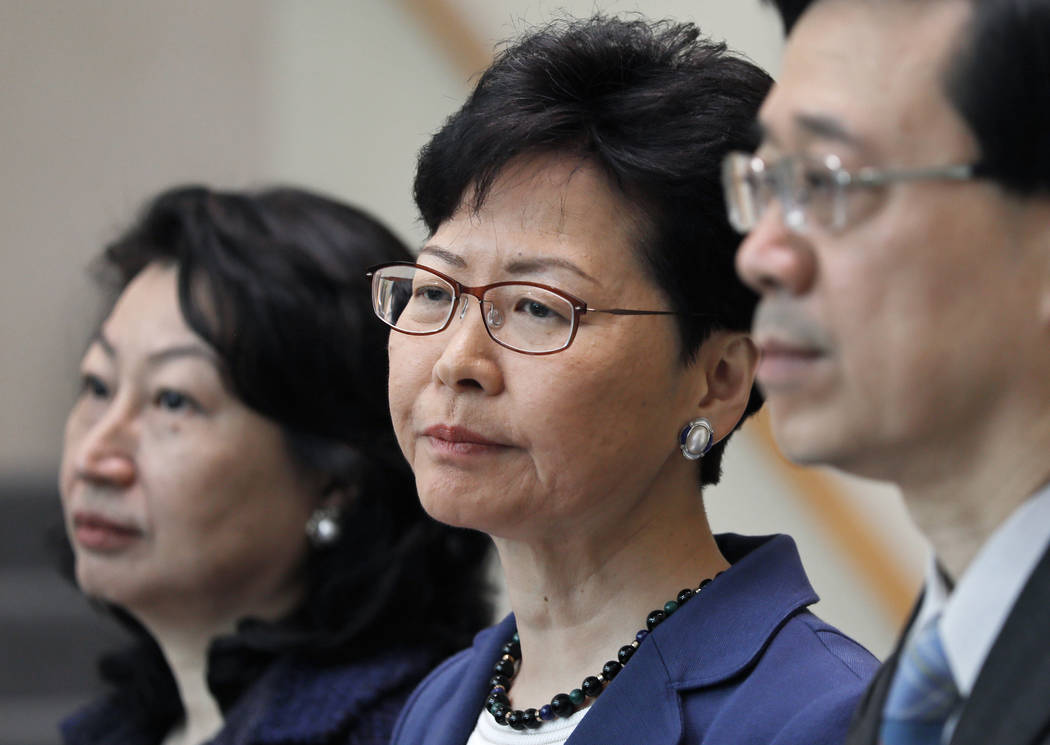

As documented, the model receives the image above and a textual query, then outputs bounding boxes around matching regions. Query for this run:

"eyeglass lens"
[722,153,764,233]
[371,264,578,353]
[723,152,849,233]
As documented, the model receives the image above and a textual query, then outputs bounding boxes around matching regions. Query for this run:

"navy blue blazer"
[62,646,435,745]
[392,534,878,745]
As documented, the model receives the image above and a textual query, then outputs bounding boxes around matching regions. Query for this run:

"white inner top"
[465,705,590,745]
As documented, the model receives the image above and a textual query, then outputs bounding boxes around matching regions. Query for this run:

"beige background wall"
[1,0,924,667]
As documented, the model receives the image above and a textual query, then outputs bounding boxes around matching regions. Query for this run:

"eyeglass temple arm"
[584,308,717,317]
[850,162,975,187]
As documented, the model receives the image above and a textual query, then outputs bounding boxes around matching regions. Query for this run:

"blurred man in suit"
[726,0,1050,743]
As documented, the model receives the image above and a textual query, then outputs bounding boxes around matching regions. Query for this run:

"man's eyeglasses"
[366,262,709,355]
[721,151,979,234]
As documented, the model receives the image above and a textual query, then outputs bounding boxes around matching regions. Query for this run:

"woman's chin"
[75,560,147,612]
[76,575,125,609]
[417,487,510,536]
[417,493,479,531]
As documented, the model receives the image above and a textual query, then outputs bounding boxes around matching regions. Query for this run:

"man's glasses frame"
[366,261,712,356]
[722,151,980,234]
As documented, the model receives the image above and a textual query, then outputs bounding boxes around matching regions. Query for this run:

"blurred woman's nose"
[735,203,818,297]
[72,402,138,488]
[433,295,506,395]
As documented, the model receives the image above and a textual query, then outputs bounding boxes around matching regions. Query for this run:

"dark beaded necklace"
[485,573,721,730]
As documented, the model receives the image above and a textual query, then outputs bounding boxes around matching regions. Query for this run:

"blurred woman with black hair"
[58,185,492,745]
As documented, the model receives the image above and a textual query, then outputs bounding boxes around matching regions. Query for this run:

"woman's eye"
[414,285,453,304]
[79,374,110,399]
[154,389,196,412]
[514,298,568,323]
[524,301,551,318]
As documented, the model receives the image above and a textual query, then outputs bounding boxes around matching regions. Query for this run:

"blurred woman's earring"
[679,417,715,460]
[306,506,342,547]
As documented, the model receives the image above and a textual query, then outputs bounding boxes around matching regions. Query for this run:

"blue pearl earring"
[679,418,714,460]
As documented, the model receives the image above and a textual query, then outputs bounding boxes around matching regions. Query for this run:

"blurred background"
[0,1,926,742]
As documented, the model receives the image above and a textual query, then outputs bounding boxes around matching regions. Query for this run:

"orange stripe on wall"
[751,410,917,622]
[400,0,492,80]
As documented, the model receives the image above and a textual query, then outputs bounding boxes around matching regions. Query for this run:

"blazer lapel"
[565,641,683,745]
[951,544,1050,745]
[567,534,823,745]
[424,616,518,745]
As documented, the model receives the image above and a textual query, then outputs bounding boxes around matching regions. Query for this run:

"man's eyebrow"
[504,256,599,285]
[418,246,467,268]
[794,112,863,147]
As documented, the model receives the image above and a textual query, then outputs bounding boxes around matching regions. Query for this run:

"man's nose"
[735,202,818,297]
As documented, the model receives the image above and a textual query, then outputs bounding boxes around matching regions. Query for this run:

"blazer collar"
[568,533,819,744]
[241,647,437,743]
[61,647,437,745]
[432,534,818,745]
[421,614,520,745]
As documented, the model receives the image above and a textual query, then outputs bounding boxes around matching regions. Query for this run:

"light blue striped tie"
[880,616,961,745]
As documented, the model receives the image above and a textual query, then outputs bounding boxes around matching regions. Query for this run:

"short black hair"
[766,0,1050,195]
[414,15,771,486]
[69,185,492,732]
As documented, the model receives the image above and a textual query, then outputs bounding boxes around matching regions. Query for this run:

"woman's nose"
[72,405,138,488]
[735,203,818,297]
[433,295,506,395]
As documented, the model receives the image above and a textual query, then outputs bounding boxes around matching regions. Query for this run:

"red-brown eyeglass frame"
[366,261,713,356]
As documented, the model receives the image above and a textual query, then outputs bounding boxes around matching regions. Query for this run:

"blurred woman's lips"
[422,425,511,456]
[72,512,143,553]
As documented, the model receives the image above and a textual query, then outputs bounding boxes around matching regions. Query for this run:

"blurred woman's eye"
[154,388,199,413]
[79,373,110,400]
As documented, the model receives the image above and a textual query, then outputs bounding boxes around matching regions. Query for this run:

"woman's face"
[388,156,713,543]
[59,263,319,628]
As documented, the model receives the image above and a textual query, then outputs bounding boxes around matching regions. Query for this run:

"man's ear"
[1009,197,1050,329]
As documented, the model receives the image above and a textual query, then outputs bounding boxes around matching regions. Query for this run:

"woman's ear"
[317,481,359,512]
[694,332,759,442]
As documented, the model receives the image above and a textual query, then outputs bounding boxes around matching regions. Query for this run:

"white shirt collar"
[917,483,1050,697]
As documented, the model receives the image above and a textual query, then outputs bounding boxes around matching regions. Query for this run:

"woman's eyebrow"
[145,344,220,369]
[88,330,116,358]
[504,256,600,285]
[91,328,219,370]
[418,246,466,268]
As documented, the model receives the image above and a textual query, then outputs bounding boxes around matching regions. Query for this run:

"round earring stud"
[679,417,714,461]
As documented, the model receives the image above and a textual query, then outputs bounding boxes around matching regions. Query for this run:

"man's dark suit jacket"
[846,545,1050,745]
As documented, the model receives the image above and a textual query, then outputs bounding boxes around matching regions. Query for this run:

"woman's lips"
[72,512,143,552]
[422,425,509,456]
